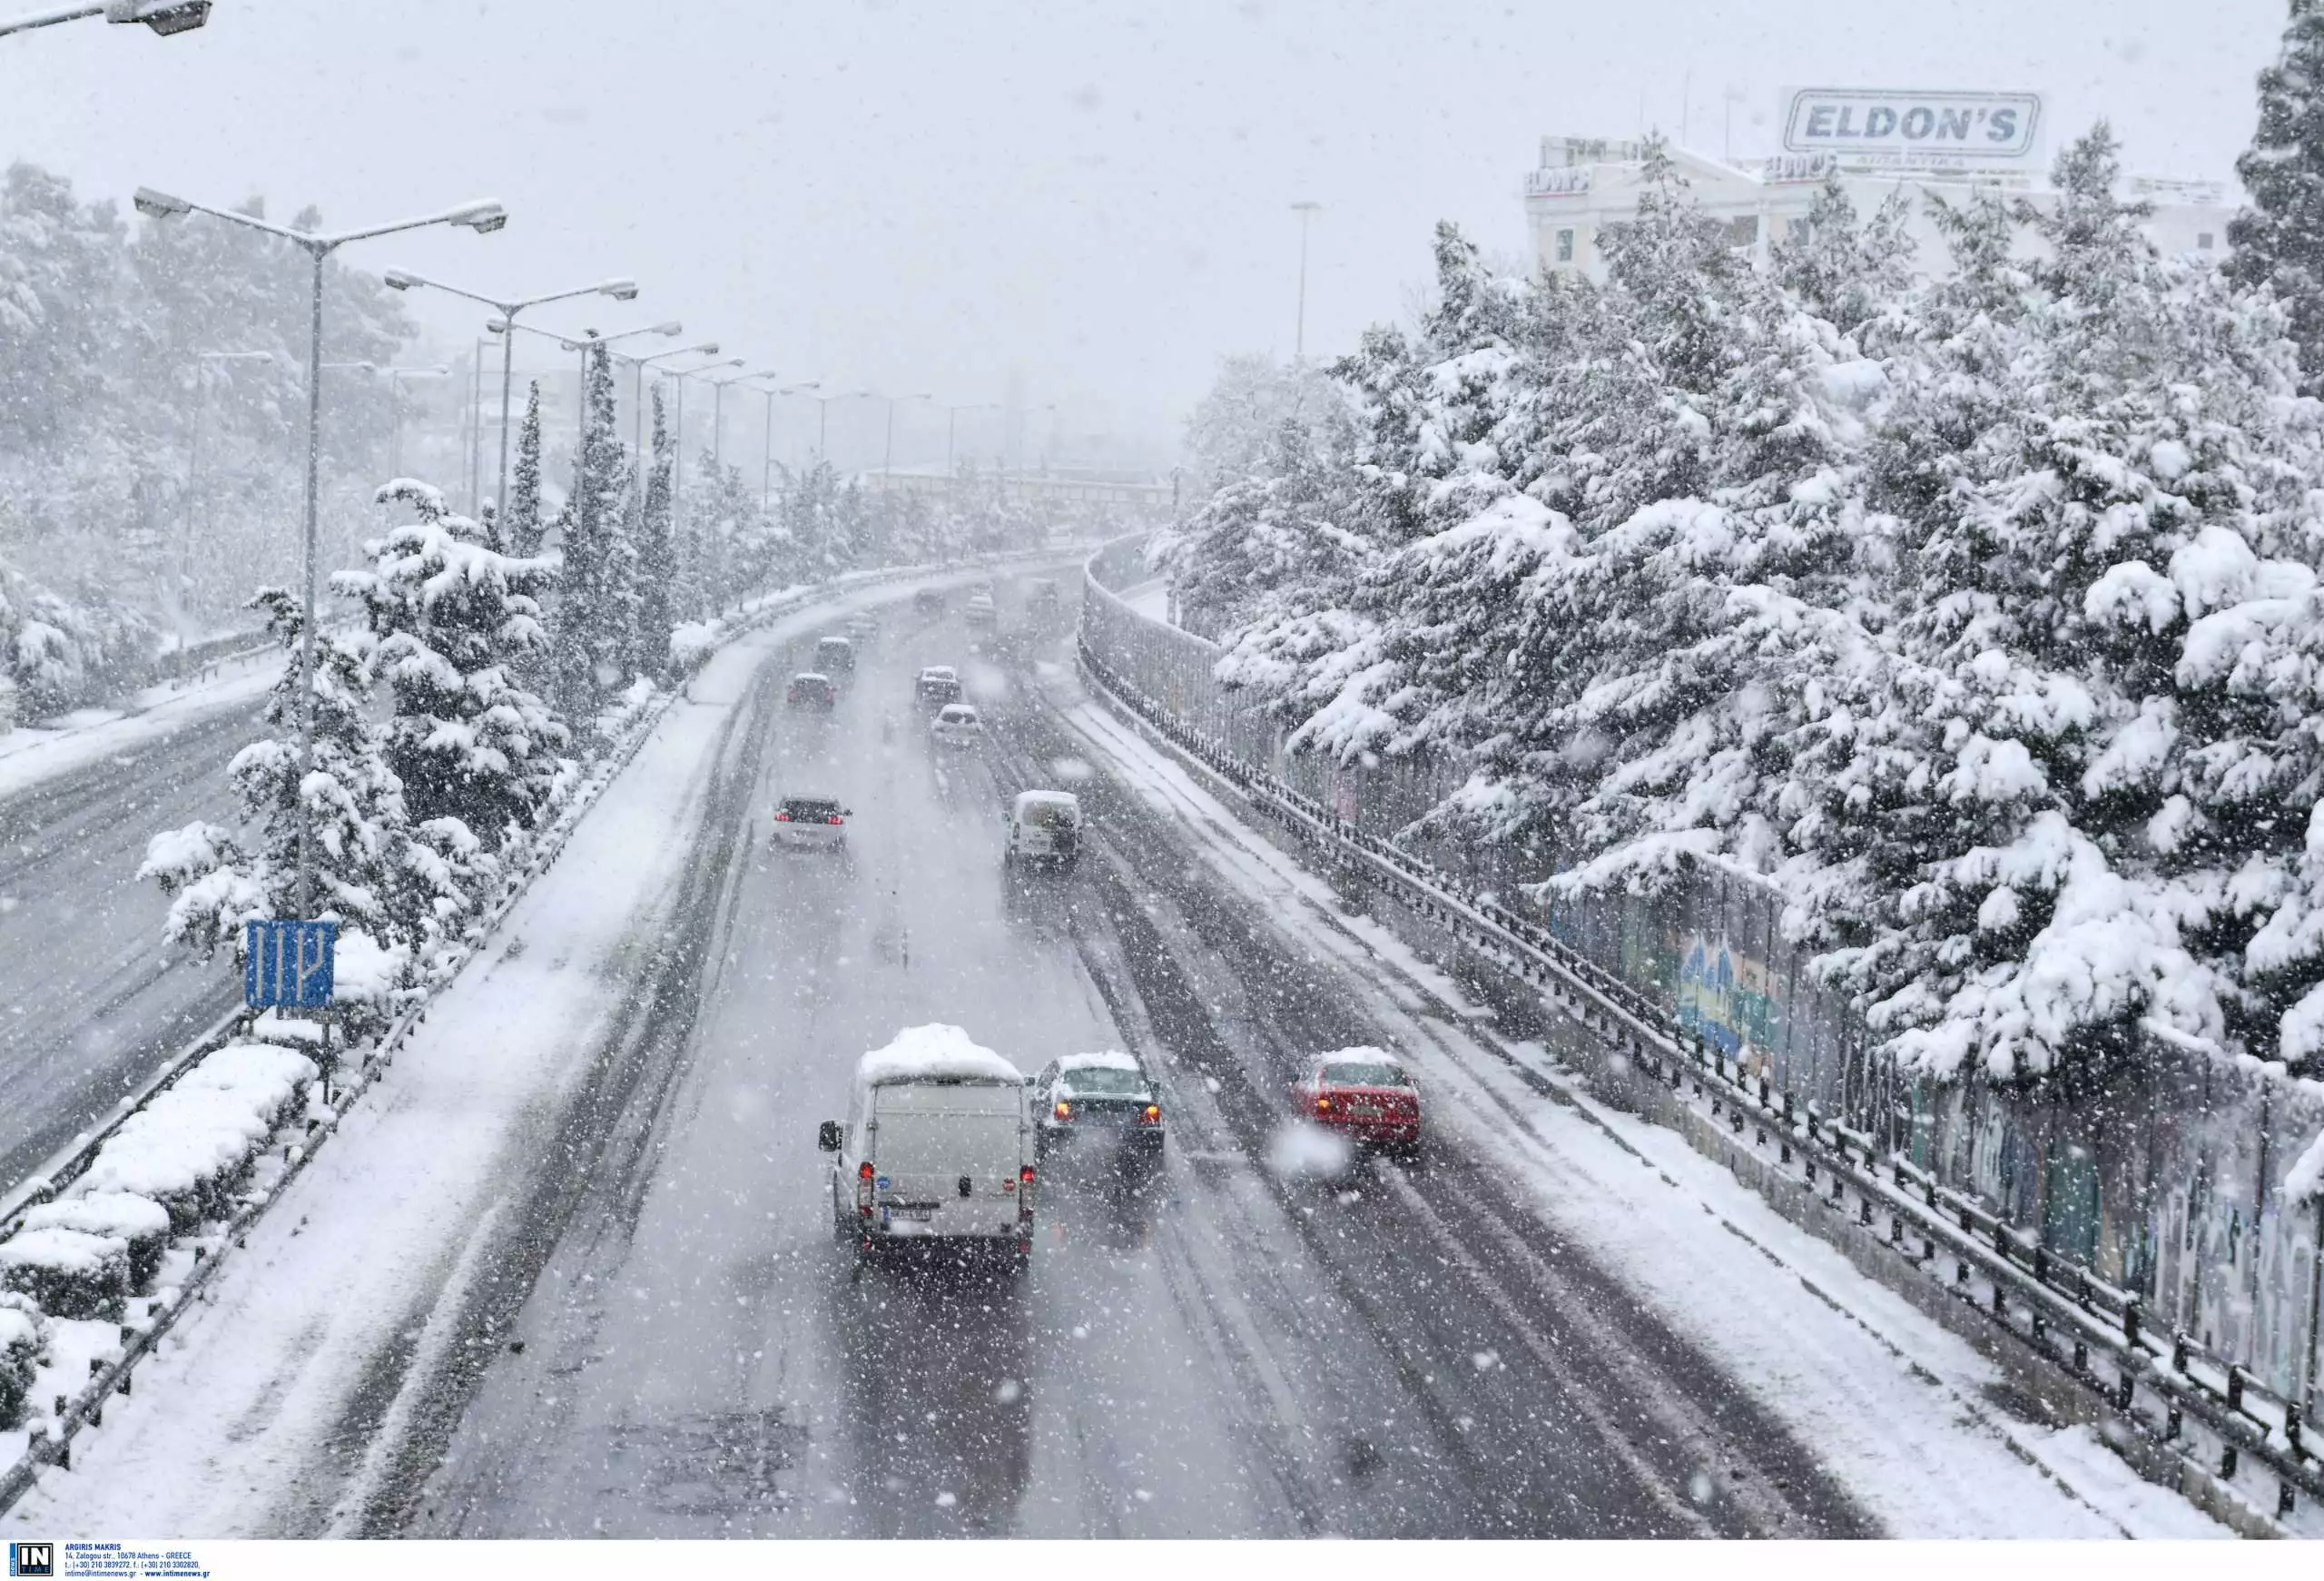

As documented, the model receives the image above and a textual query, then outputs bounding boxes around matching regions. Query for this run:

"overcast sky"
[0,0,2291,464]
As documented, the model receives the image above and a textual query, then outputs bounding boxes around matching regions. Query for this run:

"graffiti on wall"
[1675,931,1779,1064]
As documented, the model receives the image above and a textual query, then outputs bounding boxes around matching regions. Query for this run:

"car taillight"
[827,815,843,825]
[1315,1095,1333,1114]
[1019,1163,1036,1218]
[1054,1101,1073,1121]
[857,1160,874,1217]
[1141,1104,1161,1125]
[774,811,791,822]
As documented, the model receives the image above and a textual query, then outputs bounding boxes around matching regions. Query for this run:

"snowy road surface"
[16,579,2227,1537]
[0,697,252,1188]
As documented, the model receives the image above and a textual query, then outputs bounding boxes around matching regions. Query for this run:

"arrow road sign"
[243,919,338,1011]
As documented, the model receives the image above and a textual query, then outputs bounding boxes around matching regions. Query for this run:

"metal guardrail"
[0,545,1088,1514]
[1075,554,2324,1528]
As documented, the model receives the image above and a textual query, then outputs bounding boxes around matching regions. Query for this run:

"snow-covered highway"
[13,576,2230,1537]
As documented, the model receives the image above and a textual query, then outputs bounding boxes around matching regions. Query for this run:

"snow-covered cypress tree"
[337,480,566,851]
[504,380,547,558]
[631,387,677,677]
[2228,0,2324,395]
[550,342,625,716]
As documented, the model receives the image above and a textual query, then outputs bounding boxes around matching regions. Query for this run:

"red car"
[1295,1049,1422,1154]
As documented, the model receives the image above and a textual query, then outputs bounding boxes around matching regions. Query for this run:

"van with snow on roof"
[818,1024,1035,1270]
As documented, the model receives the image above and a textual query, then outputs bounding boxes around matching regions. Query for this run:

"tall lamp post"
[662,357,743,534]
[0,0,209,40]
[488,316,682,476]
[938,401,1000,487]
[743,374,802,506]
[381,271,638,528]
[613,341,721,468]
[133,183,507,919]
[868,391,932,488]
[179,348,271,648]
[1291,200,1321,360]
[779,385,850,470]
[382,365,450,480]
[701,367,777,474]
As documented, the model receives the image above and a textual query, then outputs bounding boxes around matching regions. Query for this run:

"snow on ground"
[0,648,278,804]
[1052,687,2232,1539]
[1119,578,1172,624]
[9,582,927,1535]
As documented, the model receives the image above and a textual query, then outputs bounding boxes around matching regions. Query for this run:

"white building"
[1525,94,2233,286]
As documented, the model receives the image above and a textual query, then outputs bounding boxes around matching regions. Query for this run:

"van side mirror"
[817,1121,842,1152]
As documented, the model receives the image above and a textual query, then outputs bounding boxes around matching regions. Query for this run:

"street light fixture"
[660,358,743,526]
[383,271,639,527]
[700,367,776,474]
[0,0,211,41]
[492,319,683,503]
[133,182,506,919]
[616,341,721,468]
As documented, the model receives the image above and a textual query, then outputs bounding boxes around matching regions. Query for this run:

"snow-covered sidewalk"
[1051,680,2231,1540]
[0,648,277,805]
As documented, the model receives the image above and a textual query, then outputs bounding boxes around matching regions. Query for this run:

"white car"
[773,794,851,851]
[931,703,984,747]
[965,592,998,628]
[1005,789,1081,870]
[819,1024,1035,1269]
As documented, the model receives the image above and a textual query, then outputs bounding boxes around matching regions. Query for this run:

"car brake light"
[827,815,843,825]
[774,811,791,822]
[1053,1101,1071,1121]
[857,1160,874,1217]
[1019,1162,1036,1219]
[1315,1095,1332,1114]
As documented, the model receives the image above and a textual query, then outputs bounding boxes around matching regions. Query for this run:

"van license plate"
[887,1203,934,1222]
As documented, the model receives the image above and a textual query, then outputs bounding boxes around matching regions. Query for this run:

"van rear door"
[870,1082,1024,1238]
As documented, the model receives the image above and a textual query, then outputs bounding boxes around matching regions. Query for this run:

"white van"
[818,1024,1034,1268]
[1004,789,1081,871]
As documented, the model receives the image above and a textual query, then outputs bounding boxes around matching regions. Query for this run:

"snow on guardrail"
[1074,542,2323,1535]
[0,545,1088,1514]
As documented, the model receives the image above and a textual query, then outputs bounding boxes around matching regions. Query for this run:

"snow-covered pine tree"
[337,479,566,852]
[504,380,547,558]
[139,588,404,958]
[2228,0,2324,395]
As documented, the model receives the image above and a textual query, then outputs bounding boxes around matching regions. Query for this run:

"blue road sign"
[244,918,338,1011]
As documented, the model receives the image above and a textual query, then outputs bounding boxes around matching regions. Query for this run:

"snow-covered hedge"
[0,1228,128,1321]
[74,1042,317,1231]
[0,1292,47,1430]
[16,1193,170,1291]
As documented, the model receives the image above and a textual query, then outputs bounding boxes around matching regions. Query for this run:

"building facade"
[1524,134,2233,286]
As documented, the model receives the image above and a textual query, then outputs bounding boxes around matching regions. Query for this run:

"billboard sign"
[1781,88,2043,173]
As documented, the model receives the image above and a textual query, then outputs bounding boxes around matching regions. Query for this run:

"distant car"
[1295,1048,1421,1156]
[914,588,947,616]
[931,702,985,747]
[915,665,961,707]
[1005,789,1081,871]
[788,671,837,710]
[1028,578,1062,613]
[965,592,998,628]
[773,794,851,851]
[815,635,857,675]
[845,611,879,642]
[1034,1051,1163,1177]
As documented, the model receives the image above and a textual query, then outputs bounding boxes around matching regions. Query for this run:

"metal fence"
[1081,535,2324,1415]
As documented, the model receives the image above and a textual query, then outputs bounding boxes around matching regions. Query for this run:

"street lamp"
[661,357,743,531]
[868,391,933,486]
[381,365,450,479]
[383,271,637,525]
[179,349,271,648]
[133,183,506,919]
[1290,201,1321,360]
[614,341,721,472]
[735,372,793,507]
[700,367,775,474]
[0,0,211,40]
[937,402,1001,489]
[495,318,683,509]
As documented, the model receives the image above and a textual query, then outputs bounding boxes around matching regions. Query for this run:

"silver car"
[773,794,851,852]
